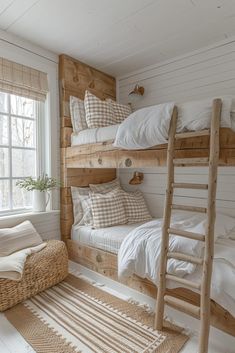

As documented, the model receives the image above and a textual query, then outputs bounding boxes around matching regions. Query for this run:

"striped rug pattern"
[5,275,188,353]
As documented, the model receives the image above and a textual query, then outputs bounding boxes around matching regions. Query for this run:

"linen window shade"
[0,57,49,101]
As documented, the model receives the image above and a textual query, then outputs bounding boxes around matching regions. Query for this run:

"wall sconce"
[128,84,145,97]
[129,172,144,185]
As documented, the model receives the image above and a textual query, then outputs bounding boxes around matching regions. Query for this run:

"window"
[0,92,44,215]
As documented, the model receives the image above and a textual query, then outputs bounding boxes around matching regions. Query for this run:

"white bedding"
[118,213,235,316]
[71,98,235,148]
[71,222,144,254]
[71,124,119,146]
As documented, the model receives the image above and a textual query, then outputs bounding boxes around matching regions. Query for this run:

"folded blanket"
[0,243,47,281]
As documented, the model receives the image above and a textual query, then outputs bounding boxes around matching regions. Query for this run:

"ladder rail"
[199,98,222,353]
[154,106,178,330]
[154,98,222,353]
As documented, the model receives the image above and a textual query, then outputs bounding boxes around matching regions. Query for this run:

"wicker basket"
[0,240,68,311]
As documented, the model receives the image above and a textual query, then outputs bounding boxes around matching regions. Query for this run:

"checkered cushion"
[84,91,116,128]
[122,190,152,224]
[70,96,87,132]
[107,99,132,123]
[89,178,120,193]
[91,189,127,229]
[71,187,93,226]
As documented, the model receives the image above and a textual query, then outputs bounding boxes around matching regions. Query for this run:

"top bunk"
[59,55,235,169]
[65,127,235,169]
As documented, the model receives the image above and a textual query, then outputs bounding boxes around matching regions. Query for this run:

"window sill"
[0,210,60,225]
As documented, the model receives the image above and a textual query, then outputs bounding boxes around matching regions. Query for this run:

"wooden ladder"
[154,99,222,353]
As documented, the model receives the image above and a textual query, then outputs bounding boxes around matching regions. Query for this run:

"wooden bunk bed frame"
[59,54,235,337]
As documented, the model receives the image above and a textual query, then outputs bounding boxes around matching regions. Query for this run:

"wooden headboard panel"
[59,54,116,241]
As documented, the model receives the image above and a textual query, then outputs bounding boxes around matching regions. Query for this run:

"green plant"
[16,174,60,192]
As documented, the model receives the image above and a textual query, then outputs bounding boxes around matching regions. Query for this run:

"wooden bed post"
[59,54,116,242]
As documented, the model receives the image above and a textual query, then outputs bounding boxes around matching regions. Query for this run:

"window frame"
[0,93,45,216]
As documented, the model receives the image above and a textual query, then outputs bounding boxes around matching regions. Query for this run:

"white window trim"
[0,30,59,218]
[0,95,46,216]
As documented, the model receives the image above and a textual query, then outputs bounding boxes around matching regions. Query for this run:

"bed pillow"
[89,178,120,194]
[0,221,43,256]
[84,91,116,128]
[214,213,235,239]
[113,102,175,149]
[106,99,132,123]
[71,187,93,226]
[177,97,233,132]
[90,189,127,229]
[70,96,87,132]
[122,190,152,224]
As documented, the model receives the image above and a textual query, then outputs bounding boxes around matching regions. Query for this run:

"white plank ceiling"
[0,0,235,76]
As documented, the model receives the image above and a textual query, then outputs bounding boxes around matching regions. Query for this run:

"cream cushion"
[122,190,152,224]
[106,99,132,123]
[70,96,87,132]
[0,221,43,257]
[89,178,120,193]
[71,187,93,226]
[91,189,127,229]
[84,91,116,128]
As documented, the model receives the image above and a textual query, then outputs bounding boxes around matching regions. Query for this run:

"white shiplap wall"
[117,39,235,218]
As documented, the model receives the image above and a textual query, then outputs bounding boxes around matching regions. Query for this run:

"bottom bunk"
[66,222,235,338]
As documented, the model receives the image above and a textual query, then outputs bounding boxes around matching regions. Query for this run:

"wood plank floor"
[0,261,234,353]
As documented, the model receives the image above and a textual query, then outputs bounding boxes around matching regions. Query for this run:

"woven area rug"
[5,274,188,353]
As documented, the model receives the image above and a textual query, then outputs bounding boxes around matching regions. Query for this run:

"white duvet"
[118,213,235,316]
[114,96,234,149]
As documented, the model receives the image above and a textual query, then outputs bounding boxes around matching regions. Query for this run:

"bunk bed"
[59,54,235,338]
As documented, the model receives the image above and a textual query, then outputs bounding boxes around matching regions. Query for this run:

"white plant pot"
[32,190,49,212]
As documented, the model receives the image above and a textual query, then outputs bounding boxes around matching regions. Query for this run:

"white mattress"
[71,222,145,254]
[71,124,119,146]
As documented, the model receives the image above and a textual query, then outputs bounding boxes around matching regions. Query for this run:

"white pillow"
[71,187,93,226]
[214,213,235,239]
[114,102,175,149]
[70,96,87,132]
[91,189,127,229]
[177,97,233,132]
[0,221,43,256]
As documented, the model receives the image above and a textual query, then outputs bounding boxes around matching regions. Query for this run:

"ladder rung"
[164,295,200,318]
[175,129,210,139]
[171,204,207,213]
[166,274,201,290]
[167,252,203,265]
[173,157,209,166]
[172,182,208,190]
[168,227,205,242]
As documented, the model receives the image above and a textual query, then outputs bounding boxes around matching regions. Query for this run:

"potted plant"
[16,174,60,212]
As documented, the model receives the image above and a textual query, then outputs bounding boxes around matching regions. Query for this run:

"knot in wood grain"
[125,158,132,167]
[98,158,102,165]
[96,254,102,263]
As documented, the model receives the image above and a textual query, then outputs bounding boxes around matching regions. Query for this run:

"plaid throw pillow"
[89,178,120,193]
[107,99,132,123]
[71,187,93,226]
[70,96,87,132]
[91,189,127,229]
[84,91,116,128]
[122,190,152,224]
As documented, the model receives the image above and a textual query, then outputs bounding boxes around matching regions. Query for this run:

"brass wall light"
[128,84,145,97]
[129,171,144,185]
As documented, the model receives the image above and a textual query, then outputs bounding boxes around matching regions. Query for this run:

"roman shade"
[0,57,49,101]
